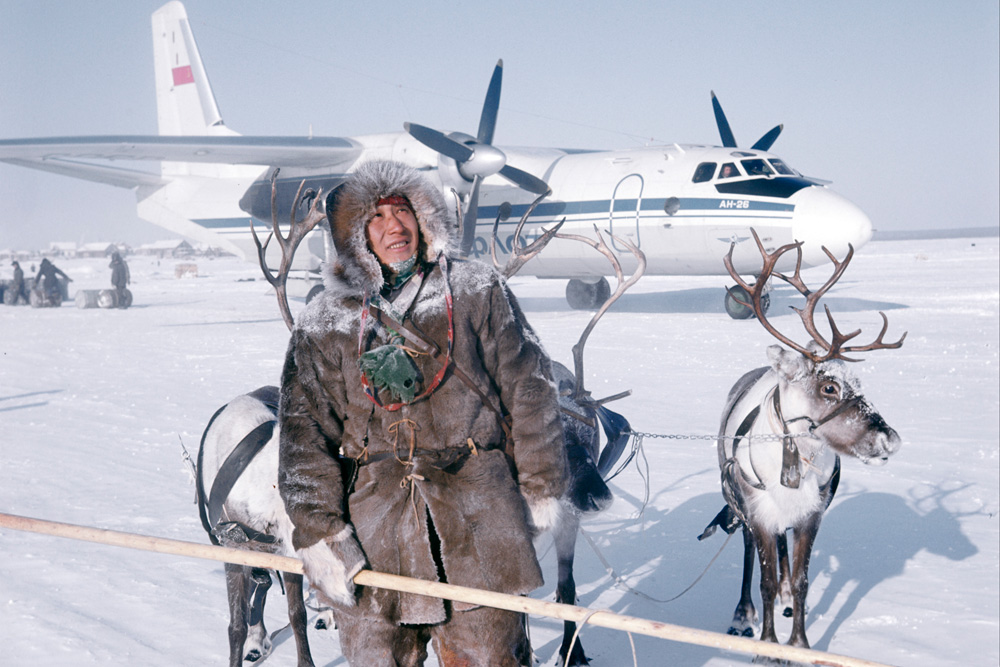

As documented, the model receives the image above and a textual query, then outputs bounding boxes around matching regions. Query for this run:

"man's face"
[367,201,419,266]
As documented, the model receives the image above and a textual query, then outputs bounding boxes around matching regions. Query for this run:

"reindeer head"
[767,344,901,465]
[728,229,906,466]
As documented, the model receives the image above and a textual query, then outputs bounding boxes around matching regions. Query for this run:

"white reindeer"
[700,229,905,656]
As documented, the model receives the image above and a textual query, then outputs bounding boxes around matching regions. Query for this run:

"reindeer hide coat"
[277,160,569,625]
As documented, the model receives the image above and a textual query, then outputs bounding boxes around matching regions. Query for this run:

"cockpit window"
[741,159,774,176]
[768,158,795,175]
[692,162,716,183]
[718,162,739,179]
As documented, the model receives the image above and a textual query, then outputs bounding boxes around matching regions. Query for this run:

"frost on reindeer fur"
[527,495,566,534]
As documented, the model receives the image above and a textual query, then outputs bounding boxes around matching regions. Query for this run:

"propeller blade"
[711,90,738,148]
[461,176,482,255]
[751,124,783,151]
[477,60,503,146]
[404,122,474,162]
[498,164,550,195]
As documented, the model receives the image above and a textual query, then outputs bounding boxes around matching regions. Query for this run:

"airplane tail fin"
[151,2,258,178]
[152,1,229,137]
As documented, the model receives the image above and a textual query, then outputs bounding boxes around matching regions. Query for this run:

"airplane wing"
[1,157,169,189]
[0,135,363,170]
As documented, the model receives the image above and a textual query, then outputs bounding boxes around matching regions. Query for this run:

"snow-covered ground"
[1,236,997,666]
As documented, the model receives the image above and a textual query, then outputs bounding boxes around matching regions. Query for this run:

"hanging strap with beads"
[358,255,453,411]
[363,258,513,444]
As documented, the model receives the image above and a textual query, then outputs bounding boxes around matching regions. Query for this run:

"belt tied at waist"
[353,438,503,471]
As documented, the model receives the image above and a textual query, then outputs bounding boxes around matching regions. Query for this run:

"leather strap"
[368,302,513,443]
[206,419,277,544]
[730,405,767,490]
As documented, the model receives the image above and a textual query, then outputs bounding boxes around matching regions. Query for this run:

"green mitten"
[360,344,421,403]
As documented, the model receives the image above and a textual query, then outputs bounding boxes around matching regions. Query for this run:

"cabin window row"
[691,158,796,183]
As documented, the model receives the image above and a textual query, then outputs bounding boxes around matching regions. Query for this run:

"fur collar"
[323,160,455,297]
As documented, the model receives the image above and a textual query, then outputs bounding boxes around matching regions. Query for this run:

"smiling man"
[367,195,419,267]
[277,160,569,666]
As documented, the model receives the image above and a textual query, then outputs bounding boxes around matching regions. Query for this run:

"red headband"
[377,196,411,208]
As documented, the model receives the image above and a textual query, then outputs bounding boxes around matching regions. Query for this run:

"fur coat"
[277,160,569,625]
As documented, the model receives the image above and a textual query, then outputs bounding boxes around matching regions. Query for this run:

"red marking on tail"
[172,65,194,86]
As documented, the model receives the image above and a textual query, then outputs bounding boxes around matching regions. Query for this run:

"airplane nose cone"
[790,186,873,266]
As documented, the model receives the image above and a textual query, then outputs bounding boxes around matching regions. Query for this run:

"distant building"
[77,242,118,258]
[137,239,195,258]
[193,243,237,258]
[48,242,78,258]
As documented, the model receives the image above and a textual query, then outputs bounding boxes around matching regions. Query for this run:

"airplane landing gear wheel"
[566,278,611,310]
[725,286,769,320]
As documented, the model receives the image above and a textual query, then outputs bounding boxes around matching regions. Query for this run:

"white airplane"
[0,1,873,317]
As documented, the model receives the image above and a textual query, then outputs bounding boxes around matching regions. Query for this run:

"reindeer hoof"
[314,608,335,631]
[559,644,590,666]
[244,649,263,662]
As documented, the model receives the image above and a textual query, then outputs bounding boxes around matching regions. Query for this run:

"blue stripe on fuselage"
[194,217,258,229]
[193,196,794,231]
[478,196,793,222]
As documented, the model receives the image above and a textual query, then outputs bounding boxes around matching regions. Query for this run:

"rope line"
[580,527,733,604]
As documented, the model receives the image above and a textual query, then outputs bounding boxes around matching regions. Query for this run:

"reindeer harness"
[728,384,859,492]
[197,387,279,546]
[360,255,514,441]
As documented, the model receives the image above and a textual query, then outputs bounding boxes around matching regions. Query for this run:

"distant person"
[719,164,737,179]
[9,261,29,305]
[35,258,71,305]
[109,252,131,308]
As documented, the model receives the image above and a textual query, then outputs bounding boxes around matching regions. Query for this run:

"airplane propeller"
[405,59,549,254]
[711,90,783,152]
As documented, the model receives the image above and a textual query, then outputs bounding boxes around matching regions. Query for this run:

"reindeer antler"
[725,228,906,363]
[559,226,646,404]
[492,195,646,405]
[251,168,325,331]
[490,190,566,278]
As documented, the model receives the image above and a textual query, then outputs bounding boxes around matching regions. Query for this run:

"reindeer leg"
[753,529,781,646]
[787,514,822,649]
[242,568,272,662]
[728,523,758,637]
[282,571,316,667]
[224,563,250,667]
[777,532,794,618]
[554,512,589,665]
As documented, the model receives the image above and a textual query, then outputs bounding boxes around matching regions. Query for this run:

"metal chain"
[626,429,808,442]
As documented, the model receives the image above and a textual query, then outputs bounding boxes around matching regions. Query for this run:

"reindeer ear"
[767,344,813,380]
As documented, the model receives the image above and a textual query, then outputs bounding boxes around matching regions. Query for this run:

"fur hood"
[324,160,455,296]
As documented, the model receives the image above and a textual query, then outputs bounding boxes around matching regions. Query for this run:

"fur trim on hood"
[324,160,455,296]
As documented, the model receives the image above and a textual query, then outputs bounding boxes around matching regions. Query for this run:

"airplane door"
[608,174,643,251]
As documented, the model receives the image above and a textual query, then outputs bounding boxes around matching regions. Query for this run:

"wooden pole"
[0,512,894,667]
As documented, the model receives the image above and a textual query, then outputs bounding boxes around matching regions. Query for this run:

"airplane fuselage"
[229,133,872,279]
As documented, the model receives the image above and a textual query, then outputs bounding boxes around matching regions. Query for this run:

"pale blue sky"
[1,0,997,249]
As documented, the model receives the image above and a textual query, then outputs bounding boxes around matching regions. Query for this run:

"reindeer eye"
[822,382,840,397]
